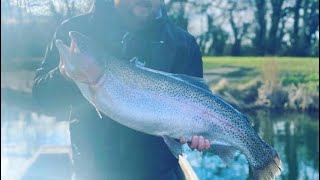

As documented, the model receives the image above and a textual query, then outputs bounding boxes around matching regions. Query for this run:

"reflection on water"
[1,102,70,179]
[1,102,319,179]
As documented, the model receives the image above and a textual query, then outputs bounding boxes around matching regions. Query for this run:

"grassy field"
[203,56,319,73]
[203,56,319,90]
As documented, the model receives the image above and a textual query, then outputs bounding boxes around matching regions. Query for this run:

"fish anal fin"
[162,135,182,159]
[172,74,212,93]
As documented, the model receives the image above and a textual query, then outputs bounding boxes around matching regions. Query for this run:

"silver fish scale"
[87,59,277,171]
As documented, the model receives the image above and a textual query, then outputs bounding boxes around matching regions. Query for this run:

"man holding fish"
[33,0,211,179]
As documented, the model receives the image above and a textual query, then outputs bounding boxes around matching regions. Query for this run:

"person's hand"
[180,135,211,151]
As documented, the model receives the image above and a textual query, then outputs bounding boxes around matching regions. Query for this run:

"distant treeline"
[1,0,319,60]
[167,0,319,57]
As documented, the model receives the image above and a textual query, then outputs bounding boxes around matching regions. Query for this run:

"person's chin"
[132,5,153,21]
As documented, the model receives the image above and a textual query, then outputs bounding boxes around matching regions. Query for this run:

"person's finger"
[190,135,199,149]
[197,136,205,151]
[204,139,211,150]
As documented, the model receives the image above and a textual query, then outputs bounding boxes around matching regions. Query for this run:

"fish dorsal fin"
[239,113,252,126]
[171,74,212,94]
[133,61,212,94]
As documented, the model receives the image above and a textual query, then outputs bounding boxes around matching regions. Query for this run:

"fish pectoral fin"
[171,74,212,94]
[207,144,237,166]
[130,57,146,67]
[134,63,212,94]
[162,135,182,159]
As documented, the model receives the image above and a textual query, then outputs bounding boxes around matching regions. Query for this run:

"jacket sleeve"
[32,22,83,115]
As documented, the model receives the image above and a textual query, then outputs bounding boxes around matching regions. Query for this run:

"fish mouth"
[68,31,90,54]
[68,31,108,61]
[55,39,70,57]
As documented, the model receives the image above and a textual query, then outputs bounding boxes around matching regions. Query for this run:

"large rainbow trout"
[55,31,282,180]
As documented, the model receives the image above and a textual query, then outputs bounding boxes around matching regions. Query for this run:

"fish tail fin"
[252,152,282,180]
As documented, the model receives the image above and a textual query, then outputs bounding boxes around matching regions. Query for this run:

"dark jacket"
[32,2,203,180]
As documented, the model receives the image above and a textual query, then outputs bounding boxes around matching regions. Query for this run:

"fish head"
[55,31,105,84]
[68,31,91,56]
